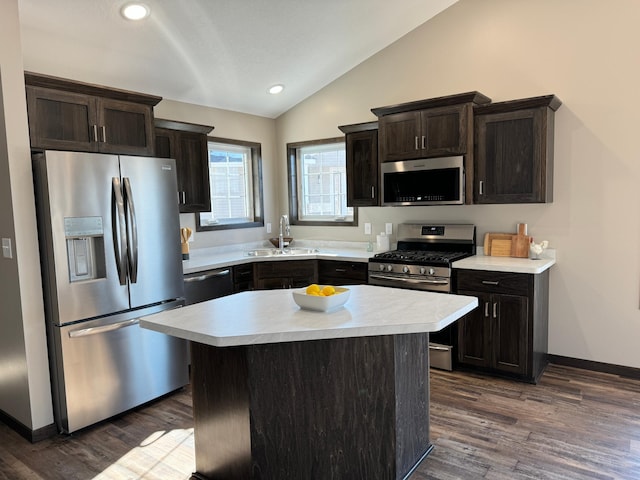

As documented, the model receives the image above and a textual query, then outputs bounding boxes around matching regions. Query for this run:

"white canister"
[376,233,390,252]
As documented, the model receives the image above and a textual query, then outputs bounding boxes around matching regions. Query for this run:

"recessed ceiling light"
[121,3,150,21]
[268,84,284,95]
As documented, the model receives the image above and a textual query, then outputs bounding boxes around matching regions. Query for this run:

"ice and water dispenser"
[64,216,106,282]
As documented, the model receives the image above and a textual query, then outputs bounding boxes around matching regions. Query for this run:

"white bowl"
[292,286,350,312]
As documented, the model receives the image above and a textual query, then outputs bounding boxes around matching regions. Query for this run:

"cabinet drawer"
[233,264,254,282]
[254,260,316,278]
[456,269,531,296]
[318,260,367,282]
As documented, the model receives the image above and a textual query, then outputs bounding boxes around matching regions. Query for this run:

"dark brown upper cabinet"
[372,92,491,162]
[25,72,160,156]
[154,119,214,213]
[474,95,561,204]
[338,121,378,207]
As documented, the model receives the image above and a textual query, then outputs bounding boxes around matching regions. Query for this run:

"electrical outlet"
[267,223,272,233]
[364,223,372,235]
[385,223,393,235]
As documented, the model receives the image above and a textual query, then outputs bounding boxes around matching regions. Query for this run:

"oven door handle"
[369,274,449,285]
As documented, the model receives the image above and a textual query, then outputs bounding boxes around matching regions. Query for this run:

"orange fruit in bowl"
[306,284,320,295]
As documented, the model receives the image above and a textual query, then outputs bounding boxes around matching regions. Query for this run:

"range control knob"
[428,268,435,276]
[379,264,386,272]
[419,267,426,275]
[402,266,410,274]
[386,264,394,272]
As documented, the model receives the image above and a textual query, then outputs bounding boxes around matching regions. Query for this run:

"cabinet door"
[233,264,254,293]
[26,86,98,152]
[457,290,492,368]
[97,99,154,156]
[346,130,378,206]
[378,111,421,162]
[492,293,529,376]
[420,104,467,156]
[318,260,367,285]
[475,108,547,204]
[155,128,177,159]
[177,132,211,213]
[254,260,317,290]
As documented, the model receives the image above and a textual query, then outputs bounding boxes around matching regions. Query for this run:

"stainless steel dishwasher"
[183,267,233,305]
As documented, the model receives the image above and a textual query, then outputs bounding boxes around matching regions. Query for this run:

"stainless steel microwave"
[381,156,464,206]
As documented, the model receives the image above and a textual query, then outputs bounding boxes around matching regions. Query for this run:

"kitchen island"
[141,285,477,480]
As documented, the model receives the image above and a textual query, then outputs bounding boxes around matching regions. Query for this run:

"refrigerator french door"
[33,150,188,433]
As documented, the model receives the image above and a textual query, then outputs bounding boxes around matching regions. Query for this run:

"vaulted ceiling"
[18,0,458,118]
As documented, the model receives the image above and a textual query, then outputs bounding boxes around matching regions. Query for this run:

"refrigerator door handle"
[68,318,139,338]
[123,177,139,283]
[112,177,128,286]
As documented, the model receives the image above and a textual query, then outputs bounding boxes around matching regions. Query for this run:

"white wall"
[275,0,640,368]
[0,0,53,430]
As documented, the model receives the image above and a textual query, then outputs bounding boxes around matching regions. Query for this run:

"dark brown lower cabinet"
[456,269,549,383]
[253,260,317,289]
[318,260,367,285]
[232,263,254,292]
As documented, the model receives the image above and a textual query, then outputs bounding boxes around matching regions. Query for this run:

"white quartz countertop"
[140,285,478,347]
[183,242,556,275]
[452,252,556,274]
[183,244,374,274]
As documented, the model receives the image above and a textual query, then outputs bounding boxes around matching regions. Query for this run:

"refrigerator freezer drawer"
[54,312,189,433]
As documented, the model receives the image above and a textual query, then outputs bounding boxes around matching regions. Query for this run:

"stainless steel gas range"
[368,223,475,293]
[368,223,476,370]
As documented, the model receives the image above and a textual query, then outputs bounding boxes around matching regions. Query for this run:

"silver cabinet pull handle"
[421,135,426,150]
[101,126,107,143]
[414,136,419,150]
[92,125,99,142]
[371,186,375,199]
[484,302,489,317]
[493,302,498,319]
[482,280,500,286]
[479,180,484,195]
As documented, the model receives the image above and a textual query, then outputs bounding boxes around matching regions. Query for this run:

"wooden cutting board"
[483,232,530,258]
[511,224,530,258]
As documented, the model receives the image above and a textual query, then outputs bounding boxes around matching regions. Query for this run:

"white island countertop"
[140,285,478,347]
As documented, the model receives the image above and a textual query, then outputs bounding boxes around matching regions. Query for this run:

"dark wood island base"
[189,332,432,479]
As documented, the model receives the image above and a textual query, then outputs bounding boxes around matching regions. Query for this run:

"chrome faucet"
[278,214,290,253]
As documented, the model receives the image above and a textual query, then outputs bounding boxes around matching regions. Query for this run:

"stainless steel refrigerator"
[32,150,189,433]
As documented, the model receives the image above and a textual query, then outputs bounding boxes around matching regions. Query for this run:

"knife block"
[181,241,190,260]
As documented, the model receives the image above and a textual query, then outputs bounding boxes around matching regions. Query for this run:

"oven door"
[381,156,464,206]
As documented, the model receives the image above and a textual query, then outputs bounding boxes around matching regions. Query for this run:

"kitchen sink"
[245,248,319,257]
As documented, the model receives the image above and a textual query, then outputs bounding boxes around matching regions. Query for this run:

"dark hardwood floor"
[1,364,639,479]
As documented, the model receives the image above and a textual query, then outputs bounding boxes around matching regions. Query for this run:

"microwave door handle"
[111,177,127,286]
[123,177,138,283]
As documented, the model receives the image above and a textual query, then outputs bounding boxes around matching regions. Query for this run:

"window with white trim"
[287,137,355,226]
